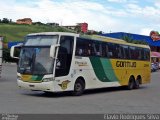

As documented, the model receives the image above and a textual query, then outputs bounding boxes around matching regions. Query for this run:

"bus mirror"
[10,46,20,59]
[50,44,60,58]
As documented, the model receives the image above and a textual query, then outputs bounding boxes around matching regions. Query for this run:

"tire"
[127,77,135,90]
[134,79,140,89]
[72,79,85,96]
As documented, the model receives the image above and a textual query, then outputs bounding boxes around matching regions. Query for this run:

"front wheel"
[72,79,85,96]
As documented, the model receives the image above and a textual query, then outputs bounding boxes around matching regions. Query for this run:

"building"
[16,18,32,25]
[62,22,88,33]
[77,22,88,33]
[8,41,23,48]
[62,25,76,30]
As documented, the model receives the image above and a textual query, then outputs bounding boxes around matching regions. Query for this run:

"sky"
[0,0,160,35]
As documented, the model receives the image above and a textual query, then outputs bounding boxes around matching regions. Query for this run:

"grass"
[0,23,75,42]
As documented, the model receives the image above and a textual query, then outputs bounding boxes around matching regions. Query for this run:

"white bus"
[10,32,150,95]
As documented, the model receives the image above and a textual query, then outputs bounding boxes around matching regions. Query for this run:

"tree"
[74,25,81,33]
[33,22,45,25]
[2,36,8,43]
[122,35,133,43]
[98,31,104,35]
[2,18,9,23]
[122,35,147,45]
[9,19,12,23]
[3,48,19,63]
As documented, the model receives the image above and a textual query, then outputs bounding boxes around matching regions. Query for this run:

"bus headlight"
[42,78,54,82]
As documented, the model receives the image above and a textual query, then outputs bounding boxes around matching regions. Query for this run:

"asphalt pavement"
[0,63,160,114]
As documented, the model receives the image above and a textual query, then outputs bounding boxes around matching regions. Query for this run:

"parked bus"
[10,32,151,95]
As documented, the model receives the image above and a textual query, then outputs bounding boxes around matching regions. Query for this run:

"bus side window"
[76,38,84,56]
[88,41,95,56]
[122,45,129,59]
[108,43,113,58]
[92,42,102,57]
[144,49,150,61]
[105,44,109,58]
[102,43,109,58]
[141,49,145,60]
[137,48,142,60]
[116,45,123,59]
[130,46,136,60]
[76,48,83,56]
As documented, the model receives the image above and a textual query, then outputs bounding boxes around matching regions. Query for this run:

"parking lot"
[0,63,160,114]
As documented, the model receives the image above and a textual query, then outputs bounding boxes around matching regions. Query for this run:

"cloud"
[0,0,119,31]
[107,0,127,3]
[107,0,139,4]
[140,28,153,35]
[154,0,160,8]
[0,0,159,35]
[126,3,160,23]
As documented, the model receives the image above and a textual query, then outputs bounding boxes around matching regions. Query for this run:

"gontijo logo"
[116,61,136,67]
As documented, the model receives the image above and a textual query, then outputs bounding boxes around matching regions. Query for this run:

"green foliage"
[3,48,19,63]
[122,35,148,45]
[2,36,8,43]
[0,18,10,23]
[0,23,73,42]
[74,25,81,33]
[0,23,75,62]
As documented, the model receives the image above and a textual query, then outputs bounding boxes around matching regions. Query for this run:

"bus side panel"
[110,59,151,85]
[73,57,121,90]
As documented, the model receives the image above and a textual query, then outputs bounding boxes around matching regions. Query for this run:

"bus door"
[55,36,74,77]
[54,36,74,91]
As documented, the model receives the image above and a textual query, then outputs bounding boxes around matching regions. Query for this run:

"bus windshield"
[18,47,54,75]
[25,35,58,46]
[18,35,59,75]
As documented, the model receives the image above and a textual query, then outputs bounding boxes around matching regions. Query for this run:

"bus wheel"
[134,79,140,89]
[127,77,135,90]
[72,79,85,96]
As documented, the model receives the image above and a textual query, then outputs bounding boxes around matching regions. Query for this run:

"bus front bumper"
[17,80,54,92]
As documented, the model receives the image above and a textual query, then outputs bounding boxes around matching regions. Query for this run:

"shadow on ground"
[20,86,148,98]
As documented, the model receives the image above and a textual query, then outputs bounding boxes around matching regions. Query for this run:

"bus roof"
[27,32,79,37]
[27,32,150,49]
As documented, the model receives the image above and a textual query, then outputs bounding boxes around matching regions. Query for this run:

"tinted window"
[102,43,109,58]
[76,37,150,61]
[116,45,123,59]
[130,46,137,59]
[121,45,129,59]
[107,43,114,58]
[92,41,102,57]
[55,36,74,77]
[76,38,94,56]
[136,48,142,60]
[144,48,150,61]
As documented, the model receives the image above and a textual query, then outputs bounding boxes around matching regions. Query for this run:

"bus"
[10,32,151,95]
